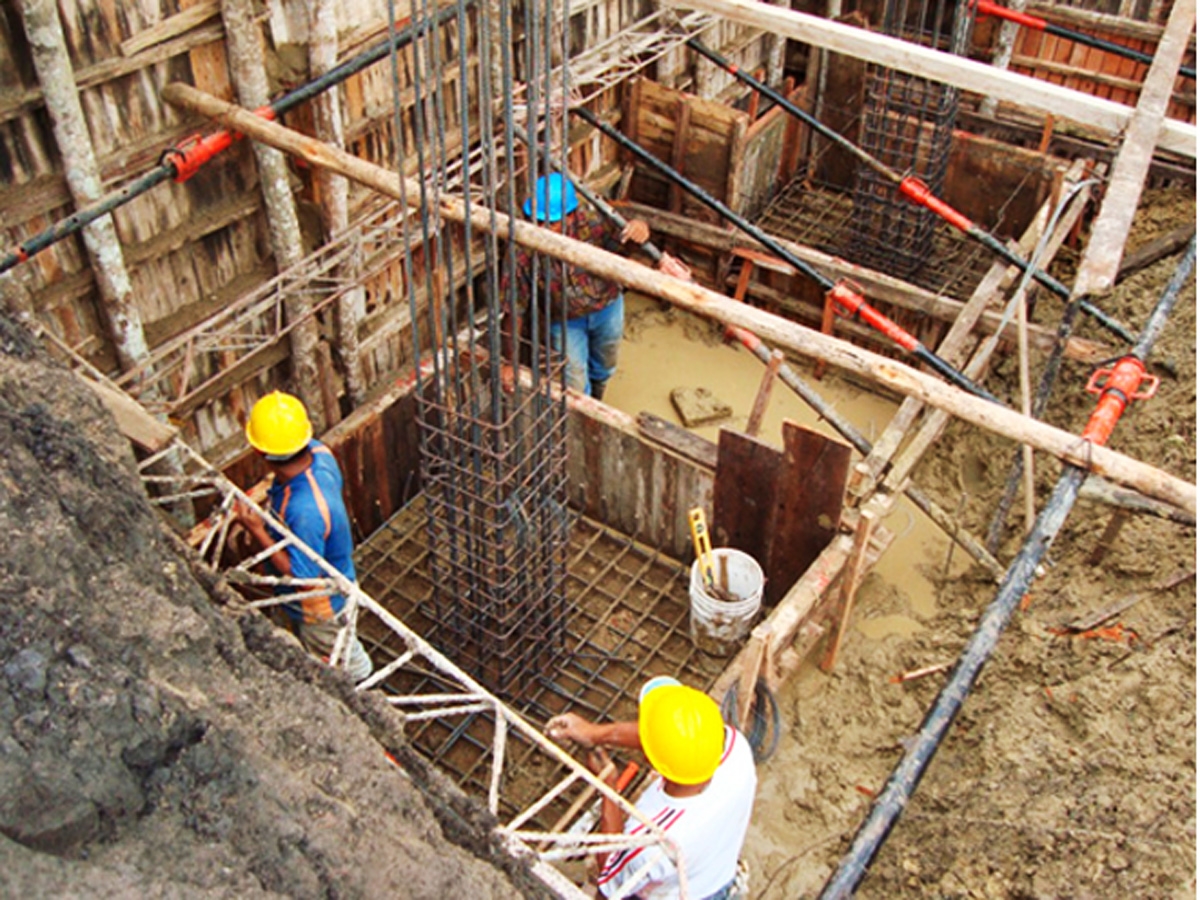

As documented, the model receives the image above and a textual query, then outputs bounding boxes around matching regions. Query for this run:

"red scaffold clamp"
[161,106,276,182]
[1081,356,1160,446]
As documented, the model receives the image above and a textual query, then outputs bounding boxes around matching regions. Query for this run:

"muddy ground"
[738,187,1196,898]
[0,314,550,897]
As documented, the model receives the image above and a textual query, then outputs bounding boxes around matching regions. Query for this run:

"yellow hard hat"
[245,391,312,458]
[638,677,725,785]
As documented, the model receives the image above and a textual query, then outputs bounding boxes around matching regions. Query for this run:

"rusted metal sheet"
[767,421,851,607]
[712,427,781,568]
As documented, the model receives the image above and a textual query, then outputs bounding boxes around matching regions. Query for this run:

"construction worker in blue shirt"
[234,391,374,681]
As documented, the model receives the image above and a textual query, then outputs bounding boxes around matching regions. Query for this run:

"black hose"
[721,678,781,764]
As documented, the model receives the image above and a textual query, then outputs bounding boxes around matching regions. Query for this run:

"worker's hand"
[499,362,516,394]
[546,712,597,748]
[656,252,692,282]
[620,219,650,245]
[232,498,268,539]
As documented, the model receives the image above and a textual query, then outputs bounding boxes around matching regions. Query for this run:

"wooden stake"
[745,350,783,438]
[815,293,836,380]
[821,507,877,672]
[1087,508,1132,566]
[736,625,770,730]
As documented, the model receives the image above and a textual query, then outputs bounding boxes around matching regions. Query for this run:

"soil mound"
[0,311,550,898]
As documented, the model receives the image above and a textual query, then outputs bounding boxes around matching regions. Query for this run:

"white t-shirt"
[596,726,757,900]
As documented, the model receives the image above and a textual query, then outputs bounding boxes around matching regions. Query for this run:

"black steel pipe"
[1,2,466,275]
[974,0,1195,80]
[817,237,1196,899]
[686,36,1135,345]
[570,105,997,402]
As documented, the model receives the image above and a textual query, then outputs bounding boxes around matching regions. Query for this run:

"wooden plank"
[712,428,781,565]
[1075,0,1196,294]
[636,412,718,470]
[820,506,877,672]
[766,421,852,607]
[120,0,220,57]
[662,0,1196,157]
[85,377,178,451]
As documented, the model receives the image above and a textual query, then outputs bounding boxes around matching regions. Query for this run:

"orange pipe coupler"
[164,106,277,182]
[973,0,1049,31]
[898,177,973,233]
[1081,356,1159,446]
[829,281,919,351]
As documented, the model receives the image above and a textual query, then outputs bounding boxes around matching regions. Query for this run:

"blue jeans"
[702,877,737,900]
[550,294,624,397]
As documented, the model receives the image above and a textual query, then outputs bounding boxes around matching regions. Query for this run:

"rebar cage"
[848,0,971,276]
[418,369,571,700]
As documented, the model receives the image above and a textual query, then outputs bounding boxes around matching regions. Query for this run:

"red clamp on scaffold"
[828,280,919,352]
[972,0,1049,31]
[162,106,277,182]
[898,176,973,233]
[1081,356,1160,446]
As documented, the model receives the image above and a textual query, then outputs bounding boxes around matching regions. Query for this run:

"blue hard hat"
[523,173,579,222]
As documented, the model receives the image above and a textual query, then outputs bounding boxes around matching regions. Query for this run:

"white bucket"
[689,548,764,657]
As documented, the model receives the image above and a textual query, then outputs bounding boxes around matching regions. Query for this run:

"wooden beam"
[1118,223,1197,282]
[1074,0,1197,296]
[820,505,877,672]
[161,82,1197,517]
[664,0,1196,158]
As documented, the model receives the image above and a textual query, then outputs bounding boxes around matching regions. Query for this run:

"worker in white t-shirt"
[547,676,757,900]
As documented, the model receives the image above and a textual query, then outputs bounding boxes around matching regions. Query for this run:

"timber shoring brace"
[159,81,1197,518]
[817,236,1197,900]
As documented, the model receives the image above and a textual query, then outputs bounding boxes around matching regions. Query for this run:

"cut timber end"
[671,386,733,428]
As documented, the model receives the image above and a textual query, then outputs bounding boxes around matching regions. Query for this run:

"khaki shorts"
[296,615,374,682]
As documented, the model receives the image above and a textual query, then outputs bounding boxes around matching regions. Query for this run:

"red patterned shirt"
[505,206,625,320]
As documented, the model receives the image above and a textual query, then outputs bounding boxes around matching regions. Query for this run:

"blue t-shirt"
[266,441,357,625]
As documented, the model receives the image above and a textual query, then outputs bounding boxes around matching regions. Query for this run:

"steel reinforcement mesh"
[848,0,971,276]
[355,499,727,827]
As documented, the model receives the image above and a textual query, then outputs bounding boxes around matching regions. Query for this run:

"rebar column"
[847,0,970,276]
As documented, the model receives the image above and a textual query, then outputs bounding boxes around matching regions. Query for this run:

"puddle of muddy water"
[609,294,973,634]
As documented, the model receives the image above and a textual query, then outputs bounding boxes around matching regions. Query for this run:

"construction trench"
[0,0,1196,895]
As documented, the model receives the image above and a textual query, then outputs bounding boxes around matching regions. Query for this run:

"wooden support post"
[980,0,1026,118]
[745,350,783,438]
[1074,0,1197,296]
[736,624,770,730]
[20,0,153,374]
[1087,508,1132,566]
[814,292,836,380]
[821,507,877,672]
[220,0,325,432]
[732,253,756,304]
[669,100,691,215]
[161,83,1198,518]
[310,0,366,408]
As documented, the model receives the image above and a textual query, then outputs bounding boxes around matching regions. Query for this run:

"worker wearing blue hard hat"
[503,172,691,401]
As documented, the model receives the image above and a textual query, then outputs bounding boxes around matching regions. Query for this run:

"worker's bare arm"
[233,499,293,577]
[546,713,640,750]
